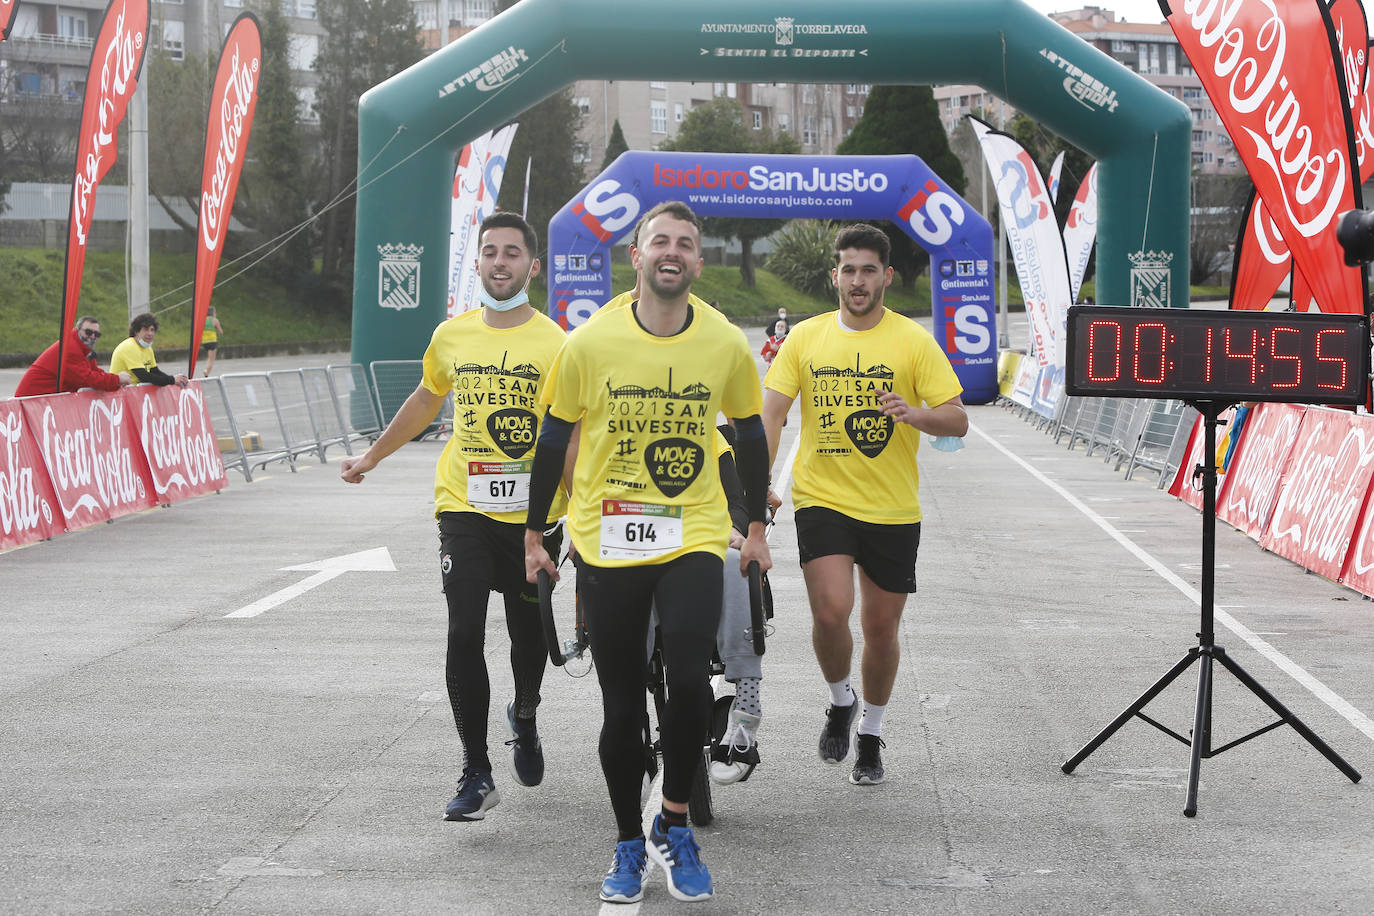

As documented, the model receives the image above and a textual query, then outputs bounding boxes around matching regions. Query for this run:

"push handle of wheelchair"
[746,560,766,657]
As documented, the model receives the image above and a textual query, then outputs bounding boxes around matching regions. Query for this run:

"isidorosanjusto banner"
[1062,162,1099,304]
[58,0,148,391]
[547,151,998,403]
[1168,0,1366,315]
[448,123,517,317]
[190,12,261,378]
[969,118,1071,371]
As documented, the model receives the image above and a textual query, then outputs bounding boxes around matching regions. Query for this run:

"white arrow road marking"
[224,547,397,619]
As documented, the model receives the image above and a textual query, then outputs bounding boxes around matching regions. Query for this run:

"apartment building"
[932,6,1239,173]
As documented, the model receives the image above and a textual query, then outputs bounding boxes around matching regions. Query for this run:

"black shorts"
[794,506,921,594]
[201,341,218,351]
[437,511,562,596]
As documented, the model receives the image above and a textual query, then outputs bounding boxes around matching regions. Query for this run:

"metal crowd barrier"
[206,362,385,482]
[1004,393,1193,490]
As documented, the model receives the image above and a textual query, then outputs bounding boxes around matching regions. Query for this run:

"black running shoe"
[819,699,858,764]
[850,733,886,785]
[504,701,544,787]
[444,767,500,820]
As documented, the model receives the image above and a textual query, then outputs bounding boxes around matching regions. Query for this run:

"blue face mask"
[136,336,154,349]
[479,265,534,312]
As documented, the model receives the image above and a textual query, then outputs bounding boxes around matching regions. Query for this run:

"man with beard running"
[341,211,569,822]
[762,223,967,787]
[524,201,771,903]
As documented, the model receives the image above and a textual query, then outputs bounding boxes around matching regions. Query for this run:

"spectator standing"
[110,314,189,388]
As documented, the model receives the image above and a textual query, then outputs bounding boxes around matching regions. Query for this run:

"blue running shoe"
[444,767,500,821]
[504,701,544,787]
[599,838,649,903]
[645,814,712,902]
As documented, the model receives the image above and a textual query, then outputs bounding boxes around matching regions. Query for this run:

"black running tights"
[577,552,722,839]
[444,583,546,773]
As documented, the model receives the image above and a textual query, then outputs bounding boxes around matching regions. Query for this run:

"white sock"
[827,678,856,707]
[858,702,886,737]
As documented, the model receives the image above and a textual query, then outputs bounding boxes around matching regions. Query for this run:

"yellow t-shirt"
[542,302,762,566]
[764,309,962,525]
[596,290,712,318]
[109,337,158,380]
[421,308,568,523]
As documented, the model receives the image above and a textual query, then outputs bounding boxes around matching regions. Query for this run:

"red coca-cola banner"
[1169,0,1366,315]
[128,383,228,503]
[21,390,156,531]
[189,13,261,377]
[0,401,66,550]
[1230,189,1294,311]
[1,0,18,41]
[1259,408,1374,580]
[57,0,149,391]
[1229,0,1370,313]
[1216,402,1305,538]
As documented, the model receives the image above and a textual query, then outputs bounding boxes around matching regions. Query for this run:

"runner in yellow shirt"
[524,202,771,904]
[763,223,967,787]
[341,211,570,822]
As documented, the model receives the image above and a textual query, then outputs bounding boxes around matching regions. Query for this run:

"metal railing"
[205,362,388,481]
[1005,392,1193,490]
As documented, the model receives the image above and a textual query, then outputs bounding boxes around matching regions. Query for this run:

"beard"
[840,288,881,318]
[644,261,690,299]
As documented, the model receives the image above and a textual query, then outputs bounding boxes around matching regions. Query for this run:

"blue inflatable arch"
[551,151,999,402]
[351,0,1192,378]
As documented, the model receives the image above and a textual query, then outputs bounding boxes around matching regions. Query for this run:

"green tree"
[659,97,799,287]
[146,49,214,235]
[238,0,312,286]
[496,91,586,253]
[600,119,630,172]
[836,85,966,289]
[766,219,840,297]
[313,0,424,305]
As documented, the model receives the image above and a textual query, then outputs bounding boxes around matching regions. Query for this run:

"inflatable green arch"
[352,0,1191,368]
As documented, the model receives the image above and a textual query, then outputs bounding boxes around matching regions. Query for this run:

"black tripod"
[1061,400,1361,816]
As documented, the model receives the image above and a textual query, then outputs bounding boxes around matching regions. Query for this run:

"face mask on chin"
[136,336,154,349]
[479,266,534,312]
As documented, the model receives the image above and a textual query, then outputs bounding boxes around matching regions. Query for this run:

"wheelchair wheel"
[688,748,714,827]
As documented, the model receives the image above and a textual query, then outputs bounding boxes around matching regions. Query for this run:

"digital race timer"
[1066,306,1370,404]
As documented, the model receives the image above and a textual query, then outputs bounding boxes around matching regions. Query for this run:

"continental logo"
[438,46,529,98]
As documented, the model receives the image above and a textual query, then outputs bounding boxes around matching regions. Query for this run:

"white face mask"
[479,264,534,312]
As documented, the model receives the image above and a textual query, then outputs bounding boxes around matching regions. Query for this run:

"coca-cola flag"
[1,0,17,41]
[0,401,66,551]
[127,383,228,504]
[20,391,156,531]
[1167,0,1366,314]
[1229,0,1371,312]
[189,13,261,378]
[1230,188,1296,311]
[1259,407,1374,581]
[1216,402,1305,538]
[58,0,149,391]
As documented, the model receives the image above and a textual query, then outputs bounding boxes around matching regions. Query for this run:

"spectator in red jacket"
[13,317,130,397]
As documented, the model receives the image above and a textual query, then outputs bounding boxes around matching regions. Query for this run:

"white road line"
[970,421,1374,745]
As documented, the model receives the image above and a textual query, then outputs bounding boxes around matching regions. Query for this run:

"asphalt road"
[2,317,1373,915]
